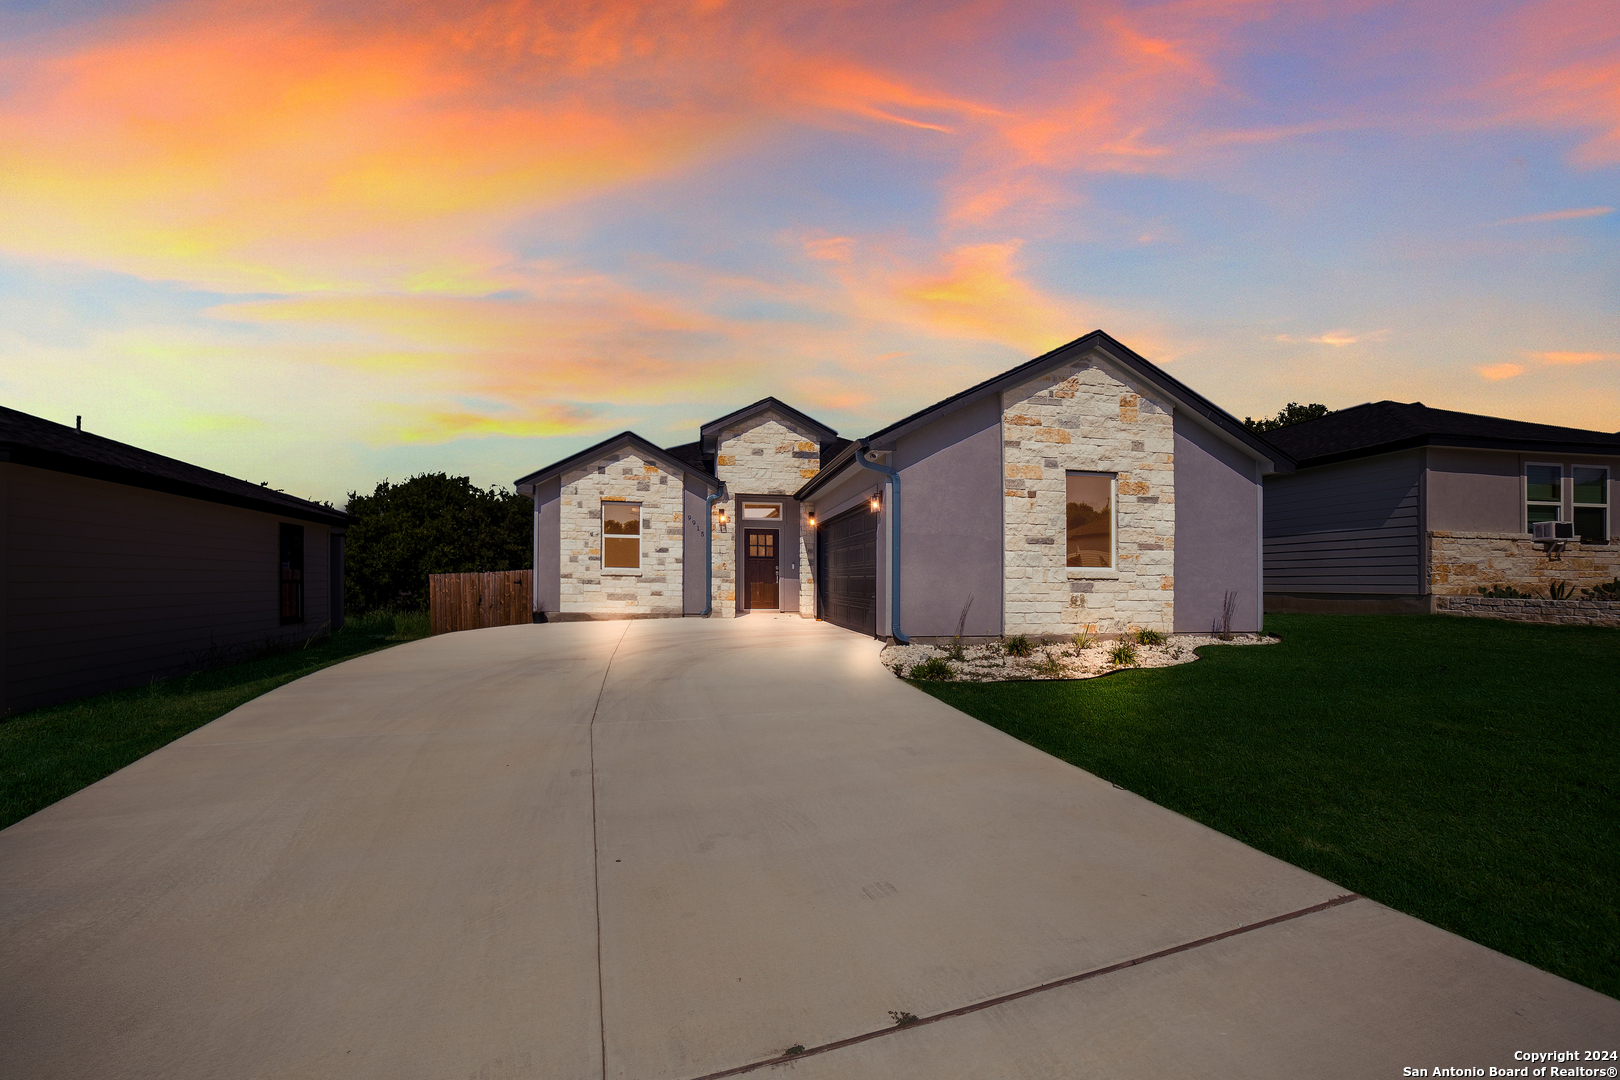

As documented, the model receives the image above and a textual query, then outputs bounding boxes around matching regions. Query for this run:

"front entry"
[744,529,779,609]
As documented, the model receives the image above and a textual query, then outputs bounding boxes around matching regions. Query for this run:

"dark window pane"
[1527,504,1560,526]
[1066,473,1112,568]
[604,536,639,568]
[1573,467,1608,505]
[279,523,304,623]
[1525,465,1561,503]
[1573,507,1606,543]
[603,502,640,535]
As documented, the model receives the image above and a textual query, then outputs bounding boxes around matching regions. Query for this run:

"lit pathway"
[1,617,1614,1078]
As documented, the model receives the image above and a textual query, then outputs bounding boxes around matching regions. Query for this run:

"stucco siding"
[2,463,333,715]
[895,396,1003,638]
[1425,448,1521,534]
[682,477,710,614]
[533,476,561,615]
[1264,451,1422,594]
[1172,414,1262,633]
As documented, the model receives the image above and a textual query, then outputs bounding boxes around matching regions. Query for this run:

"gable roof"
[1260,400,1620,468]
[798,330,1289,500]
[0,405,348,526]
[513,430,722,493]
[699,397,837,454]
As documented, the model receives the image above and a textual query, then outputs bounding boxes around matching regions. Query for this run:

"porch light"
[869,495,881,513]
[807,514,816,527]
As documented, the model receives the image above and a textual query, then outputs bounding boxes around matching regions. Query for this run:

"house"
[515,331,1288,639]
[0,406,348,716]
[1258,400,1620,611]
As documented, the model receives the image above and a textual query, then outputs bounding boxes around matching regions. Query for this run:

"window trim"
[601,500,643,574]
[1065,470,1118,578]
[1524,461,1564,533]
[741,502,783,520]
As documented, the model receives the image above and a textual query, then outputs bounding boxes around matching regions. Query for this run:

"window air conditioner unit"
[1532,520,1576,540]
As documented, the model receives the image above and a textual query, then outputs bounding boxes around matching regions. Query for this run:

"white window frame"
[1524,461,1564,533]
[601,500,642,574]
[1065,471,1118,578]
[1571,464,1610,543]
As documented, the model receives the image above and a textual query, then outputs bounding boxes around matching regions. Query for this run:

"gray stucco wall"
[1172,414,1261,633]
[1426,448,1521,533]
[682,477,710,614]
[894,396,1003,638]
[533,476,561,615]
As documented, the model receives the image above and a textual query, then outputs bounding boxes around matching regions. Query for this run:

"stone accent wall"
[714,411,822,495]
[1436,595,1620,627]
[712,409,822,618]
[799,501,816,616]
[559,449,684,615]
[1430,531,1620,596]
[709,509,735,618]
[1002,360,1176,635]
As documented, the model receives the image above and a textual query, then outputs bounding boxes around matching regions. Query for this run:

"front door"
[744,529,779,609]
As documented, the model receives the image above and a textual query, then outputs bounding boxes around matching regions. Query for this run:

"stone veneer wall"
[1435,595,1620,627]
[1002,360,1176,635]
[1429,531,1620,596]
[712,410,822,616]
[558,449,685,615]
[799,501,816,616]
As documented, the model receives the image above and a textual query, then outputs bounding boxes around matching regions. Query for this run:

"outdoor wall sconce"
[869,495,881,513]
[807,514,816,527]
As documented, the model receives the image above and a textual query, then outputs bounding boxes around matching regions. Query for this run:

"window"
[279,524,304,624]
[602,501,641,569]
[742,503,781,519]
[1066,472,1113,568]
[1525,463,1562,530]
[1573,466,1609,543]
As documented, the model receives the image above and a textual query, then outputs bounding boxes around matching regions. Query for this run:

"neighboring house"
[1259,400,1620,610]
[1,407,348,716]
[515,331,1288,639]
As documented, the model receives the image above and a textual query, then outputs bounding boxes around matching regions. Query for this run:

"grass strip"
[914,613,1620,999]
[0,610,429,831]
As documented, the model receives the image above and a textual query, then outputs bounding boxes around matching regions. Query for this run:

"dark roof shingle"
[0,406,348,525]
[1260,401,1620,467]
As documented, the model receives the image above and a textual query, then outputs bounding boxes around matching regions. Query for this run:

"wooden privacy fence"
[429,570,534,635]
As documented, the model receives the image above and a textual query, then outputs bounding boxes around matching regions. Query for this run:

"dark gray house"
[1259,401,1620,610]
[516,331,1289,638]
[1,407,348,715]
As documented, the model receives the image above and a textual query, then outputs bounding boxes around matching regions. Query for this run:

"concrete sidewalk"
[1,617,1615,1078]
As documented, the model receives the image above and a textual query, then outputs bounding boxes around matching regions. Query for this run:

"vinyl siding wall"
[2,463,333,715]
[1263,451,1423,594]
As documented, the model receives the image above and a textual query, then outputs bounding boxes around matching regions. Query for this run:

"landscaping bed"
[913,613,1620,1000]
[882,631,1276,682]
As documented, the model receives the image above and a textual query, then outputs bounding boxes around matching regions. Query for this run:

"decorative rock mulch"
[881,633,1278,683]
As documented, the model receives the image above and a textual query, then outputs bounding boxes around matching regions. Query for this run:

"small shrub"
[909,657,955,681]
[1547,580,1575,601]
[1028,649,1066,677]
[1003,634,1034,658]
[1073,624,1097,650]
[944,638,968,662]
[1583,577,1620,600]
[890,661,907,678]
[1477,584,1531,599]
[1107,641,1138,667]
[1133,627,1165,647]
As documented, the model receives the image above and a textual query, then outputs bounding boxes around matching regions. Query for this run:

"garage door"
[818,504,878,636]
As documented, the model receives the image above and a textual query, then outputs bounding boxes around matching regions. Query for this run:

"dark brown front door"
[744,529,779,609]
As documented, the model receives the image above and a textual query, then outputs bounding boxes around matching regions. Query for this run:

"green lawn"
[0,610,428,831]
[915,613,1620,999]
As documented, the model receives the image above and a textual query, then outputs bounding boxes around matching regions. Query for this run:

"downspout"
[856,444,909,644]
[700,481,727,617]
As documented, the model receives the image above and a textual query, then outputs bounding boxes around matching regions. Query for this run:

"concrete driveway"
[1,617,1615,1079]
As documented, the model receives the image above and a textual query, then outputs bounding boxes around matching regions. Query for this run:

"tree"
[1243,402,1332,433]
[344,473,532,613]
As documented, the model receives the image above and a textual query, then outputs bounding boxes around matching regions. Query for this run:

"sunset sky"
[2,0,1616,504]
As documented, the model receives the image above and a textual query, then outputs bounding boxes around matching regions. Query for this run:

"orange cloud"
[1489,207,1614,225]
[1476,363,1526,381]
[1491,0,1620,166]
[1523,350,1620,365]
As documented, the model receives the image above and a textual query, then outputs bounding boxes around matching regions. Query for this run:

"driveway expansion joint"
[680,893,1362,1080]
[592,621,632,1080]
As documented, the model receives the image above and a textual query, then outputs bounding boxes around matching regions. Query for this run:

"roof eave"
[514,431,722,494]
